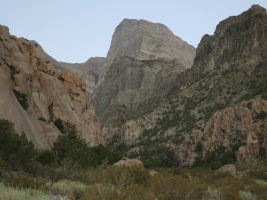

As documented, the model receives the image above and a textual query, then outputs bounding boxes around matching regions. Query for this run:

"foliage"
[50,180,87,199]
[138,144,177,168]
[256,111,266,120]
[0,119,36,170]
[54,118,65,133]
[0,183,53,200]
[194,145,237,169]
[53,124,115,168]
[38,117,47,123]
[13,89,29,109]
[36,150,56,166]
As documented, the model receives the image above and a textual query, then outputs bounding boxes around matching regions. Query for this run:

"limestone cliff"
[107,19,195,68]
[93,19,195,129]
[0,25,102,148]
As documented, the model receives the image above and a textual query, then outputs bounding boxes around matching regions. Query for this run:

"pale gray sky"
[0,0,266,63]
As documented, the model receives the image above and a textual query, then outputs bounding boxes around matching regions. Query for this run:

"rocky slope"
[107,5,267,167]
[0,25,102,148]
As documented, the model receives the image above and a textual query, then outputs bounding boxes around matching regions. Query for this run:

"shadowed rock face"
[94,57,187,130]
[107,19,195,68]
[188,4,267,80]
[0,26,103,148]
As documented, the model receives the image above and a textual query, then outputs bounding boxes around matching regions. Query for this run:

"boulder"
[113,158,144,168]
[149,170,159,177]
[216,164,236,176]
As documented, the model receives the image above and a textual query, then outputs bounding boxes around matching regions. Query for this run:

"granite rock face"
[107,19,195,68]
[0,26,103,148]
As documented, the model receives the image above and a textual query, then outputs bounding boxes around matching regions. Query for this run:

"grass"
[0,183,53,200]
[49,180,87,199]
[1,161,267,200]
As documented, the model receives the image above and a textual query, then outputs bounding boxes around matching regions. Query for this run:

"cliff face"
[189,5,267,79]
[93,19,195,131]
[0,25,103,148]
[94,57,187,137]
[107,5,267,166]
[106,19,195,68]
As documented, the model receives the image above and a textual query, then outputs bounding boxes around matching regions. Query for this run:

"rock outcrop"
[107,19,195,68]
[113,158,144,167]
[215,164,236,176]
[187,4,267,81]
[176,98,267,166]
[0,25,103,148]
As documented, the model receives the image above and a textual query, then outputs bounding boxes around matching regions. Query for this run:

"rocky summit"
[106,19,195,67]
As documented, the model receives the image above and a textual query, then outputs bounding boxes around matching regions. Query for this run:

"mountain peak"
[106,19,195,68]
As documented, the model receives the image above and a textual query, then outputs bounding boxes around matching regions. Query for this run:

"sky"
[0,1,267,63]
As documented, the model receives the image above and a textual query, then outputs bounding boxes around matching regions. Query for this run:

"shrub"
[0,119,37,170]
[256,111,266,120]
[49,180,87,199]
[5,173,46,190]
[53,125,115,168]
[139,144,177,168]
[13,89,29,109]
[54,118,65,133]
[38,117,47,122]
[36,150,56,166]
[151,174,205,200]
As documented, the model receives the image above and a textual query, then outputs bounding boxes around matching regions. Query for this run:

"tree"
[0,119,36,170]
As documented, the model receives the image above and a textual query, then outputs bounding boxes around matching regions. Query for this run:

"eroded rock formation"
[0,25,102,148]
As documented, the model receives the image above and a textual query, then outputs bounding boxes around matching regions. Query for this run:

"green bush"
[256,111,266,120]
[54,118,65,133]
[49,180,87,199]
[53,125,115,168]
[38,117,47,122]
[0,119,37,170]
[13,89,29,109]
[36,150,56,166]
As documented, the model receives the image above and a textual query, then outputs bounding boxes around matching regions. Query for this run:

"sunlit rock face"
[0,25,103,148]
[107,19,195,68]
